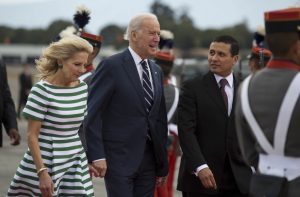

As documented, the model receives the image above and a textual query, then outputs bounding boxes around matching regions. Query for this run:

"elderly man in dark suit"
[177,35,252,197]
[0,60,21,147]
[85,13,168,197]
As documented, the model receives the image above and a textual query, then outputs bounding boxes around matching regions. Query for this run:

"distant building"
[0,44,119,66]
[0,44,45,65]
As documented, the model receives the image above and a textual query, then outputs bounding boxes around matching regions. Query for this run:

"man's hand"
[8,128,21,146]
[88,163,100,178]
[92,160,107,178]
[156,176,167,187]
[197,168,217,189]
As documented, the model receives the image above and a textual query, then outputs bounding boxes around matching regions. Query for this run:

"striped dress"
[7,80,94,197]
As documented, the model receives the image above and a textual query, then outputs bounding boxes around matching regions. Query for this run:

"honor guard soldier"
[73,5,103,83]
[236,7,300,197]
[72,5,103,151]
[56,5,103,84]
[154,30,179,197]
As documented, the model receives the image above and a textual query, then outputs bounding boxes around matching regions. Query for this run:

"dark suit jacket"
[177,71,252,194]
[85,49,168,177]
[0,61,18,135]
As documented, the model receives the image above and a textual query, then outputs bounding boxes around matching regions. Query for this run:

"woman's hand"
[39,171,54,197]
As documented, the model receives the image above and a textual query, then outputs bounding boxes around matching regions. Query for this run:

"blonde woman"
[7,35,97,197]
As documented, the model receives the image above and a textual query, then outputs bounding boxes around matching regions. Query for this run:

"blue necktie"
[141,60,154,113]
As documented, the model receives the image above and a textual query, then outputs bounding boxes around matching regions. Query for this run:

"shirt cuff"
[92,158,106,163]
[194,164,209,176]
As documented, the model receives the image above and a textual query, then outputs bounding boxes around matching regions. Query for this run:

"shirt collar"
[214,73,233,88]
[128,46,147,65]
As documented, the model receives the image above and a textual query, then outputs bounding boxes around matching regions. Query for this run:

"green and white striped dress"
[7,80,94,197]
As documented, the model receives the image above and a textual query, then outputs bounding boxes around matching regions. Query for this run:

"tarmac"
[0,66,182,197]
[0,119,111,196]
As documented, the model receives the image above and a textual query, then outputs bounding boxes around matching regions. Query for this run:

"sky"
[0,0,299,35]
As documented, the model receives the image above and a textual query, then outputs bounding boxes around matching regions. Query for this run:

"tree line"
[0,1,254,58]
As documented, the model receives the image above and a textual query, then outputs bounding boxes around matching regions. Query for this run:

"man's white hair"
[124,13,158,41]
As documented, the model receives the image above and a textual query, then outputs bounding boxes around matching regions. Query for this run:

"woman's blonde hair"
[35,35,93,79]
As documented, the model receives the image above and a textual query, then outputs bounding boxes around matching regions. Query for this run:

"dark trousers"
[104,140,156,197]
[17,94,28,118]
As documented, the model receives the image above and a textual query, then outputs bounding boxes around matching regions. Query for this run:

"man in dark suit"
[0,60,21,147]
[177,35,252,197]
[85,13,168,197]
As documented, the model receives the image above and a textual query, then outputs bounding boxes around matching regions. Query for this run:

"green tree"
[150,0,176,31]
[0,26,15,43]
[45,20,73,44]
[151,1,175,22]
[100,24,127,49]
[200,22,252,49]
[174,11,200,52]
[150,1,199,53]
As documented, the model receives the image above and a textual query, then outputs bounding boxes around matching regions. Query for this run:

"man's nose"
[154,33,160,41]
[211,54,219,61]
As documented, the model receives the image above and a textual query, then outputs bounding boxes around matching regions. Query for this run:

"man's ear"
[131,31,138,42]
[233,55,239,65]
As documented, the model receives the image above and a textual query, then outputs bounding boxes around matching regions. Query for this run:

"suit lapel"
[121,49,146,114]
[204,71,228,116]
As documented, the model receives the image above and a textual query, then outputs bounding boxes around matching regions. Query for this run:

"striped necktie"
[141,60,154,113]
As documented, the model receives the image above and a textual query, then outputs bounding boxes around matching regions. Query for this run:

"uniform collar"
[267,59,300,71]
